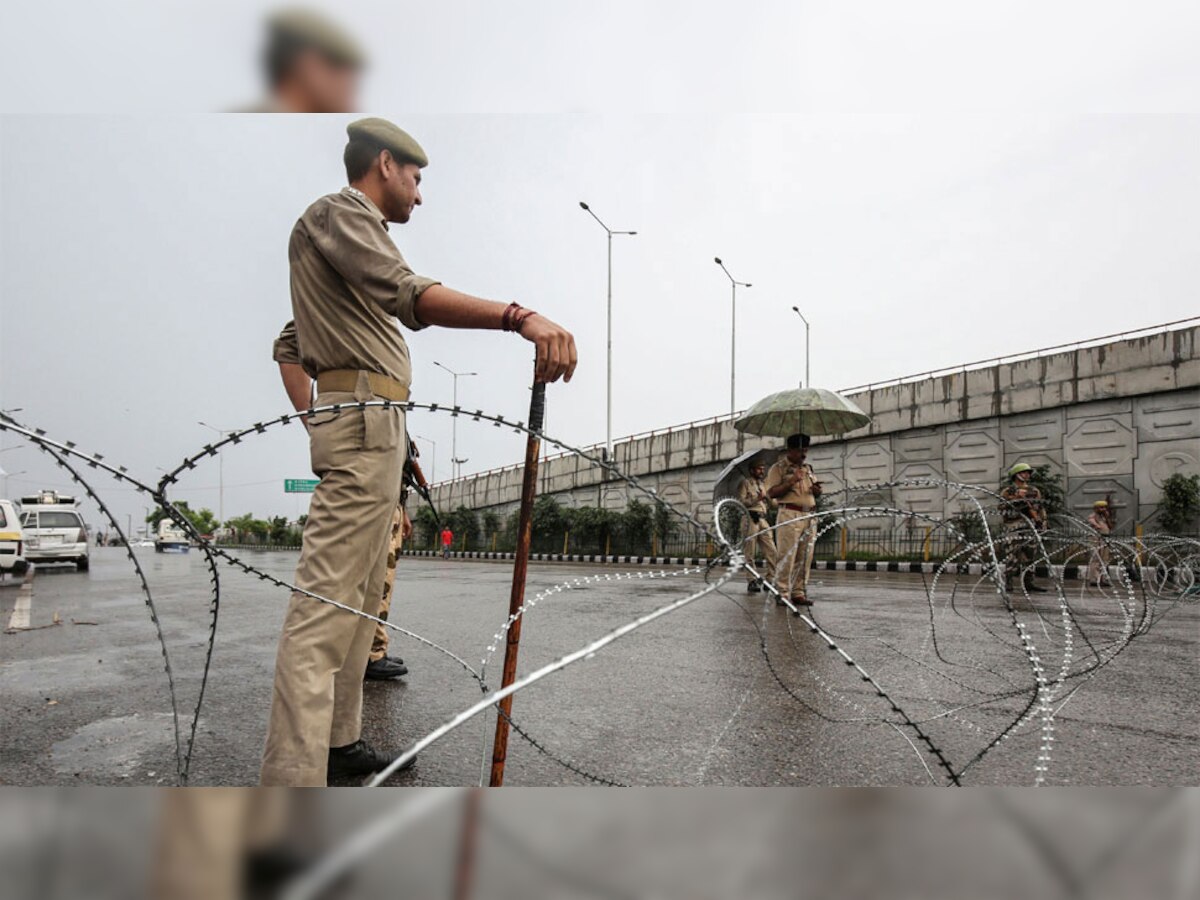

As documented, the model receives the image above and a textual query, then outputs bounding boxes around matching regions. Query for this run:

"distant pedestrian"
[441,526,454,559]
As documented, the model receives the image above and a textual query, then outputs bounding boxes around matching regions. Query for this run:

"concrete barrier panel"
[1065,413,1136,477]
[845,439,893,487]
[1133,437,1200,508]
[945,422,1002,486]
[893,427,943,463]
[1001,409,1065,454]
[893,461,946,515]
[1134,391,1200,443]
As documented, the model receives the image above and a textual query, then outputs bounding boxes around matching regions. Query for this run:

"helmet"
[1093,500,1108,507]
[1008,463,1033,477]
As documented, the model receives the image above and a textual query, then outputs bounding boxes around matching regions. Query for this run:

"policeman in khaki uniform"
[241,8,365,113]
[263,117,577,786]
[764,434,821,609]
[737,462,777,592]
[999,462,1048,594]
[1085,499,1114,588]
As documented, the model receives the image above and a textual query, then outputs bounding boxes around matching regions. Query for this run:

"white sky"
[1,2,1198,532]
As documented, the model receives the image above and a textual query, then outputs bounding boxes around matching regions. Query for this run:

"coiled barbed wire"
[1,406,1194,787]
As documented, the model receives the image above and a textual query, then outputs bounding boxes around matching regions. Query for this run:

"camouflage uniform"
[369,503,406,663]
[999,481,1046,591]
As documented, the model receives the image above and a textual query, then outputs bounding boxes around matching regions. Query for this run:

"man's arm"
[414,285,577,384]
[279,362,314,419]
[273,321,314,425]
[313,200,576,383]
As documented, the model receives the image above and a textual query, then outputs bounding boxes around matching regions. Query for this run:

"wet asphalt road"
[1,547,1196,786]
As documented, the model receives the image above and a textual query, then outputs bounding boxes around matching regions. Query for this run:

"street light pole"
[433,362,478,479]
[412,434,437,483]
[579,202,637,461]
[791,306,811,388]
[197,421,234,523]
[715,258,752,417]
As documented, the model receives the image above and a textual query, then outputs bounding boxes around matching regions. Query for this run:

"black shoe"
[747,582,760,593]
[364,656,408,680]
[1025,583,1049,593]
[327,740,414,779]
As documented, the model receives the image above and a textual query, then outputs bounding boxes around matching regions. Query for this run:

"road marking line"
[8,585,32,630]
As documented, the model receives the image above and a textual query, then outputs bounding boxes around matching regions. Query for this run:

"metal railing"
[840,316,1199,394]
[430,317,1198,489]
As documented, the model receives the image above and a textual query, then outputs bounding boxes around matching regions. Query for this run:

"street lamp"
[0,468,25,497]
[197,421,235,523]
[715,257,752,416]
[791,306,811,388]
[432,361,477,479]
[411,434,436,484]
[579,201,637,460]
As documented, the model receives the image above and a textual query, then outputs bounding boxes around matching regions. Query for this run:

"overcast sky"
[2,3,1198,532]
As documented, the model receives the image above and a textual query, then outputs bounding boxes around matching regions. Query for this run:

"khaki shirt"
[272,187,440,388]
[764,458,818,509]
[737,476,769,515]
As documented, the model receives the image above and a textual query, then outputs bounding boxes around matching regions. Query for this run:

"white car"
[19,491,90,571]
[0,499,29,576]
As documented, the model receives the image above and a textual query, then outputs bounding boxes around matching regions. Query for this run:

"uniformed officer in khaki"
[240,8,365,113]
[738,461,777,592]
[263,117,577,786]
[764,434,821,608]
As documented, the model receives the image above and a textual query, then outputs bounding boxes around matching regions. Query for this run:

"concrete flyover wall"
[429,324,1199,531]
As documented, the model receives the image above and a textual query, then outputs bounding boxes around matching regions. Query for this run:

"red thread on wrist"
[501,301,522,332]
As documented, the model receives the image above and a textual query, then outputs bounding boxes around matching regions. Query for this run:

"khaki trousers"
[369,507,405,662]
[152,789,288,900]
[261,377,405,786]
[774,507,815,599]
[1086,535,1111,585]
[743,514,777,583]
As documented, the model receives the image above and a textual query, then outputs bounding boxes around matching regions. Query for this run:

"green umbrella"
[733,387,871,437]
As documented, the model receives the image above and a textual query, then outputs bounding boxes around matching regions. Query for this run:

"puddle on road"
[51,713,175,777]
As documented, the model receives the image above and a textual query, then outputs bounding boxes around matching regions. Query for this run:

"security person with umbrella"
[733,386,870,611]
[765,434,822,607]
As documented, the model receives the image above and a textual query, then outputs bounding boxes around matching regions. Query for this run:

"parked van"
[0,499,29,576]
[19,490,90,571]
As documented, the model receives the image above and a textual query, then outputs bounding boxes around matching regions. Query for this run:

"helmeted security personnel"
[999,462,1048,593]
[737,461,777,592]
[764,434,821,609]
[262,117,576,786]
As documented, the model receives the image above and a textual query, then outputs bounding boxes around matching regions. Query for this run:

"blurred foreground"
[1,788,1197,899]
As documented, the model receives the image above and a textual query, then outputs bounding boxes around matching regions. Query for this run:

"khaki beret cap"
[347,117,429,167]
[268,7,366,67]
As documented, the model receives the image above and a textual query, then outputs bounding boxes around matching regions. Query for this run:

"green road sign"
[285,479,319,493]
